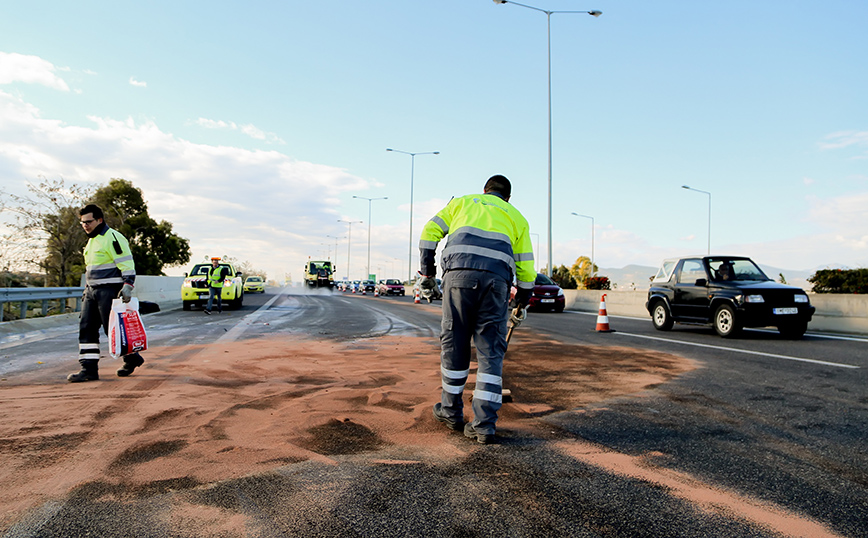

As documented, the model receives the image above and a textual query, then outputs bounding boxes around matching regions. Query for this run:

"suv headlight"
[794,294,809,303]
[183,281,192,288]
[745,294,765,303]
[557,289,564,297]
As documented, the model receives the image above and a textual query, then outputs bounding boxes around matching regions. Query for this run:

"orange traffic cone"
[595,294,613,332]
[362,287,367,295]
[352,286,356,294]
[374,287,379,297]
[414,287,421,304]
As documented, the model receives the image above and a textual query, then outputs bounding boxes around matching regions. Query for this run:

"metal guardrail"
[0,287,84,322]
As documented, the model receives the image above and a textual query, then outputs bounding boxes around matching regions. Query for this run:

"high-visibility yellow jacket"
[84,224,136,287]
[208,266,228,288]
[419,192,535,292]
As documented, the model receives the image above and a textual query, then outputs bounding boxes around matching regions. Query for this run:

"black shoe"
[217,307,222,313]
[433,403,464,431]
[204,309,211,315]
[464,422,495,445]
[67,369,99,383]
[117,353,144,377]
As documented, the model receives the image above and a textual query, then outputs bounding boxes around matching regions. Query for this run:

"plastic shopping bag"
[108,298,148,358]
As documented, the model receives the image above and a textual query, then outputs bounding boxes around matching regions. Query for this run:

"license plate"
[198,293,209,298]
[541,298,555,303]
[773,307,798,315]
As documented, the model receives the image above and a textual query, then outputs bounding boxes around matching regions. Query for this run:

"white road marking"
[614,331,859,369]
[216,290,288,343]
[565,310,868,342]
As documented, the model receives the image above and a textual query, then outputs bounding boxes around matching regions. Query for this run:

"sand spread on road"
[0,332,841,537]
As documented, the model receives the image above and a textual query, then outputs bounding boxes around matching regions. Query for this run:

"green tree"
[92,179,191,275]
[570,256,598,289]
[551,264,578,289]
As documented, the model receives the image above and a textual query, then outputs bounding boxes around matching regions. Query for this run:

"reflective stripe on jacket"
[84,226,136,287]
[419,193,535,290]
[208,266,227,288]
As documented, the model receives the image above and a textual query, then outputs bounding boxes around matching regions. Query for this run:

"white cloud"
[129,77,147,88]
[803,177,815,186]
[0,52,70,91]
[819,131,868,159]
[0,89,371,281]
[192,117,285,144]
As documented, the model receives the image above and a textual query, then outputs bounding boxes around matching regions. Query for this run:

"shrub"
[583,276,611,290]
[808,268,868,294]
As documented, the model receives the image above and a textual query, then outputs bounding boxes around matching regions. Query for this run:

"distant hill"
[598,265,657,290]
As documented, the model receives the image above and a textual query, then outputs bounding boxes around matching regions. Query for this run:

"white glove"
[509,306,527,327]
[419,275,437,292]
[119,283,134,303]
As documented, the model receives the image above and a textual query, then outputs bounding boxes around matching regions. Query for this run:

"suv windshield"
[707,258,769,282]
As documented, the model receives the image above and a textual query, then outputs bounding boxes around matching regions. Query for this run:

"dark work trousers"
[79,284,142,367]
[439,269,510,435]
[206,286,223,312]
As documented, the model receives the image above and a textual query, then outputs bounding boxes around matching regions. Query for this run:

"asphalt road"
[1,287,866,537]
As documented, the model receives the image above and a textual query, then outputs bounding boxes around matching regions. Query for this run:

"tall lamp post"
[570,212,595,278]
[681,185,711,255]
[386,148,440,283]
[493,0,601,277]
[326,234,344,277]
[353,195,388,280]
[338,219,363,280]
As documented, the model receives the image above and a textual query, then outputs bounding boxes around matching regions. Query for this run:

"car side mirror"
[183,272,188,277]
[695,278,707,287]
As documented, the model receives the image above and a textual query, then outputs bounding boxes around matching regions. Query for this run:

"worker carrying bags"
[108,298,148,358]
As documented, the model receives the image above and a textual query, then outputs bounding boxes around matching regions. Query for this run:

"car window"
[534,273,555,285]
[707,258,769,281]
[653,260,677,283]
[677,259,706,284]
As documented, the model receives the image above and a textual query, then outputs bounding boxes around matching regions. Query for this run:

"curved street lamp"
[682,185,711,255]
[493,0,601,276]
[386,148,440,283]
[353,195,388,280]
[338,219,363,280]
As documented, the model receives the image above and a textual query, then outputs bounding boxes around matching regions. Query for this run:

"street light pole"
[682,185,711,255]
[571,212,595,278]
[493,0,601,277]
[386,148,440,283]
[353,196,387,280]
[337,219,363,280]
[326,234,344,277]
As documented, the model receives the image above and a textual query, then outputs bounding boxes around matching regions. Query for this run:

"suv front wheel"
[651,301,674,331]
[713,304,742,338]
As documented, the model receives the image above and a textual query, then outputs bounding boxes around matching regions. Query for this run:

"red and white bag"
[108,298,148,358]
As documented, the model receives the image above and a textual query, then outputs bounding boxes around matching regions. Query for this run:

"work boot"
[117,353,144,377]
[67,359,99,383]
[464,422,495,445]
[432,403,464,431]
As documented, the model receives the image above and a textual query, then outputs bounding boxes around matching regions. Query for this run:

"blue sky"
[1,1,866,285]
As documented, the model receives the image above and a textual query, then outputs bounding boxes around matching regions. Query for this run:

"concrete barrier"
[134,275,185,310]
[565,290,868,335]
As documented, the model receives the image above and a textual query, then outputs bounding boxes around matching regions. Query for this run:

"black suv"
[646,256,815,338]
